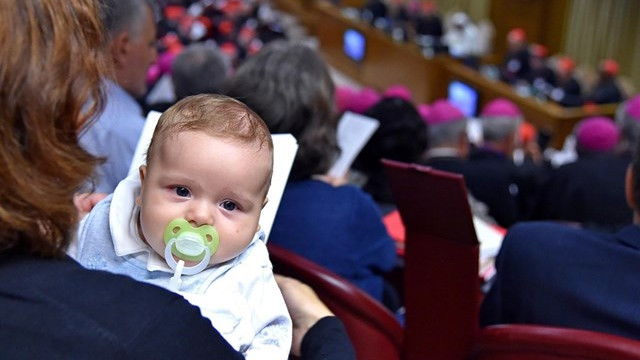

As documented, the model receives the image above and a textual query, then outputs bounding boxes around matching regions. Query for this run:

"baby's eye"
[221,200,237,211]
[173,186,190,198]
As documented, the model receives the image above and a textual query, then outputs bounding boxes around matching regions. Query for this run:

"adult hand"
[73,192,107,219]
[275,274,334,357]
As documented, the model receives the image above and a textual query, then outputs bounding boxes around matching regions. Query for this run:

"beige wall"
[563,0,639,95]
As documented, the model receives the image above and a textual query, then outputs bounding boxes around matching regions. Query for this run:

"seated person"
[500,28,530,85]
[525,44,556,97]
[535,116,632,232]
[412,0,443,44]
[464,98,530,228]
[481,135,640,341]
[586,58,625,104]
[71,94,291,359]
[418,99,469,170]
[549,56,584,107]
[222,40,398,308]
[418,99,494,224]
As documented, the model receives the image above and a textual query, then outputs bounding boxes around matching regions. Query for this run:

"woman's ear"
[135,165,147,207]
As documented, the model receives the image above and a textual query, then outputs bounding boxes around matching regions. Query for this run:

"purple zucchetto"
[350,87,382,114]
[421,99,465,125]
[480,98,522,118]
[575,116,620,152]
[383,84,413,103]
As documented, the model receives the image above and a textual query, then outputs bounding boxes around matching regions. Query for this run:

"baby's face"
[137,131,272,265]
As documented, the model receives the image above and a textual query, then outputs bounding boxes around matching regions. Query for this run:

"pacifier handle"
[164,238,211,275]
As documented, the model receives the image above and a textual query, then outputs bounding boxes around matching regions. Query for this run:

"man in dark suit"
[463,98,535,228]
[480,133,640,340]
[534,116,632,232]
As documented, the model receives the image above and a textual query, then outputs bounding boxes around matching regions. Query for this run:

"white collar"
[425,147,462,159]
[110,171,173,273]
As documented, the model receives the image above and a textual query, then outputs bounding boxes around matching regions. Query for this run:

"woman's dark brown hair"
[0,0,107,256]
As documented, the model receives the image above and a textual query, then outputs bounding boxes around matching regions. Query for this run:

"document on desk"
[328,111,380,179]
[128,111,298,241]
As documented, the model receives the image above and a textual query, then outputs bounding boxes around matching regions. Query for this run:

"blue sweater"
[269,180,397,301]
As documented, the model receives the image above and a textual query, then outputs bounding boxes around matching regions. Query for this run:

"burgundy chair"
[470,324,640,360]
[268,242,404,360]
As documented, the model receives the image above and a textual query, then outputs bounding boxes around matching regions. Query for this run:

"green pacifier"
[163,218,219,275]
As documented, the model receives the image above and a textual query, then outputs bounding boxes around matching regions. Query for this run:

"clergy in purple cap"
[575,116,619,155]
[419,99,469,161]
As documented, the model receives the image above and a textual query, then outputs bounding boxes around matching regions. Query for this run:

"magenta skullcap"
[335,85,358,114]
[625,94,640,120]
[575,116,619,152]
[383,84,413,102]
[422,99,465,125]
[351,87,381,114]
[480,98,522,118]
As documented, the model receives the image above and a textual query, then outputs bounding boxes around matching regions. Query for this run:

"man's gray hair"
[99,0,157,40]
[172,42,230,100]
[481,115,521,142]
[428,118,468,148]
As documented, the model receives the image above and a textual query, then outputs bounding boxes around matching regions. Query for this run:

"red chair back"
[268,243,404,360]
[383,159,480,360]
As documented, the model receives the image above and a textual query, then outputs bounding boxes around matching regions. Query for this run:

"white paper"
[260,134,298,240]
[129,110,162,176]
[128,111,298,241]
[474,216,505,263]
[328,111,380,179]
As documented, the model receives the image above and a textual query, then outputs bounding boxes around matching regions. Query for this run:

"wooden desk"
[443,60,619,148]
[274,0,619,148]
[311,1,447,104]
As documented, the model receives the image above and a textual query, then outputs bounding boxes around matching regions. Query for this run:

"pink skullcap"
[423,99,464,125]
[625,94,640,119]
[576,116,619,152]
[335,85,358,114]
[383,84,413,102]
[481,98,522,118]
[417,103,430,122]
[351,87,381,114]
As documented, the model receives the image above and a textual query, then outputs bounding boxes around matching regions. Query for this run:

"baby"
[71,94,291,359]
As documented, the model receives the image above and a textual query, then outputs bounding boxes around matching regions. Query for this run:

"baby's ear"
[135,165,147,207]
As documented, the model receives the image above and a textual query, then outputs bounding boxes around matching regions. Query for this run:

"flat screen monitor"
[343,29,366,62]
[448,80,479,117]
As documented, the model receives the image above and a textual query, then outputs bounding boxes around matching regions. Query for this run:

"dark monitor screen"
[343,29,366,62]
[448,80,479,117]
